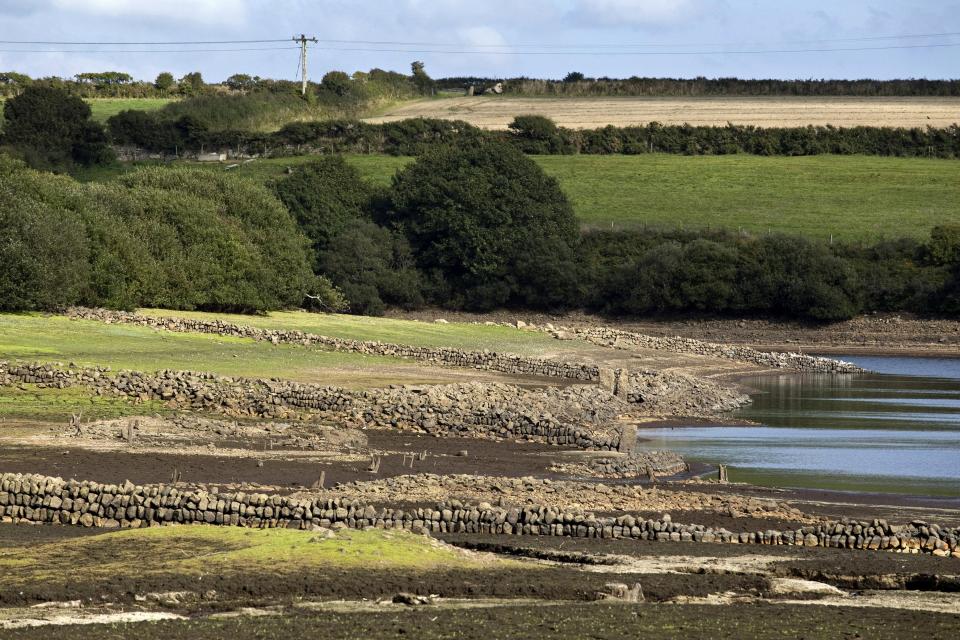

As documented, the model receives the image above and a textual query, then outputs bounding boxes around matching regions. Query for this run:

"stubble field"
[366,95,960,129]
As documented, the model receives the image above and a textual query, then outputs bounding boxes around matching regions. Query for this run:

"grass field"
[81,153,959,241]
[136,308,570,356]
[0,314,463,388]
[367,95,960,129]
[85,98,174,122]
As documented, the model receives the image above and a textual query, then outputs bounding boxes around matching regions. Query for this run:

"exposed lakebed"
[642,355,960,497]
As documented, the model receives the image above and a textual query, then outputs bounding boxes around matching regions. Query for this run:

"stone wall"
[549,325,863,373]
[2,473,956,557]
[68,308,599,382]
[0,361,644,455]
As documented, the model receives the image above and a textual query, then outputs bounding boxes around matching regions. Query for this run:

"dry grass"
[366,96,960,129]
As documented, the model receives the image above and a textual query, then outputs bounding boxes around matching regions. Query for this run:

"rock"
[392,592,431,606]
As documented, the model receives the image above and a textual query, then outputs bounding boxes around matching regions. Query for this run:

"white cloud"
[52,0,248,26]
[568,0,696,27]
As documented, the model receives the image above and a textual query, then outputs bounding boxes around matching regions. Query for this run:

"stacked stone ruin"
[3,362,690,473]
[549,325,863,373]
[2,473,956,557]
[68,308,598,382]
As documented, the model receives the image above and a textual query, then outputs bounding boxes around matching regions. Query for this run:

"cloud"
[52,0,248,26]
[567,0,698,27]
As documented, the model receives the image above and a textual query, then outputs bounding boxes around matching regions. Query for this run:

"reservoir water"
[642,355,960,496]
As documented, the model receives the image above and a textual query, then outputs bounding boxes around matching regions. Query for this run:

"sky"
[0,0,958,82]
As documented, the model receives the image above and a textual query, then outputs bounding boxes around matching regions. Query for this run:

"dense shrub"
[507,115,570,154]
[319,220,424,316]
[272,156,372,261]
[0,159,90,310]
[0,159,316,313]
[1,86,114,169]
[385,140,580,310]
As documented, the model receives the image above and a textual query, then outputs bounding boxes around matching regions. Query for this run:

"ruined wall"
[0,362,646,455]
[1,473,956,557]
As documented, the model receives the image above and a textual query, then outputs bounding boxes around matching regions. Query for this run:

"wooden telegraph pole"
[293,34,319,95]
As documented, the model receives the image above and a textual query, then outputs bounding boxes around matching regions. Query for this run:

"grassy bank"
[81,154,960,241]
[135,308,571,356]
[0,314,471,388]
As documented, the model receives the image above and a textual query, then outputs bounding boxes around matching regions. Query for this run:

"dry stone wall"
[2,473,956,557]
[0,361,642,455]
[65,308,753,417]
[68,308,599,382]
[547,325,863,373]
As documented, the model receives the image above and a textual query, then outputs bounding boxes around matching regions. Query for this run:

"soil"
[0,432,562,489]
[5,603,960,639]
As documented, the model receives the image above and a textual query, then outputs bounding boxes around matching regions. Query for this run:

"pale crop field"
[366,96,960,129]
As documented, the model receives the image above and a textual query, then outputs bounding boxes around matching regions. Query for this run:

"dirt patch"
[4,602,960,639]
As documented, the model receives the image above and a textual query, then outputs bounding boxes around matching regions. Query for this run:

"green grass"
[0,314,468,388]
[85,98,175,122]
[136,308,577,357]
[80,154,960,241]
[0,526,500,588]
[0,385,166,422]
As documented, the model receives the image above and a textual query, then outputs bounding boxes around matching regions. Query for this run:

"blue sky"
[1,1,958,82]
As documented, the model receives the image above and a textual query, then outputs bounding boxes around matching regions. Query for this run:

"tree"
[320,71,352,98]
[0,71,32,96]
[563,71,585,83]
[225,73,255,92]
[386,139,580,310]
[411,61,435,95]
[179,71,205,96]
[1,85,113,168]
[0,157,90,310]
[154,71,175,93]
[272,156,372,265]
[319,220,423,315]
[508,115,567,153]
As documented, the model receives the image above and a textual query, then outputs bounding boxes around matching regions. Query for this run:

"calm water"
[642,355,960,496]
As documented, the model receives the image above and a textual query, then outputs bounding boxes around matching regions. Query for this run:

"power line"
[0,46,299,53]
[1,30,958,49]
[308,31,960,49]
[0,39,290,45]
[310,42,960,56]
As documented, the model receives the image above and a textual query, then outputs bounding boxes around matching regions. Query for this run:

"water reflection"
[642,355,960,496]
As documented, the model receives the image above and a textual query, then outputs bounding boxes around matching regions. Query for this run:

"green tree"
[320,71,353,98]
[386,139,580,310]
[272,156,372,265]
[225,73,255,91]
[1,85,114,169]
[0,71,32,96]
[0,157,90,310]
[411,61,435,94]
[319,220,424,315]
[154,71,175,93]
[179,71,205,96]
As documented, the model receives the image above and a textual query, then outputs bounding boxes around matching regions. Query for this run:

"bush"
[0,158,315,313]
[1,86,114,169]
[319,220,424,316]
[114,168,315,311]
[386,139,580,310]
[508,115,569,154]
[0,158,90,310]
[272,156,372,262]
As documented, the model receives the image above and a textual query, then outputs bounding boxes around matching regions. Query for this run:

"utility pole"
[293,34,318,96]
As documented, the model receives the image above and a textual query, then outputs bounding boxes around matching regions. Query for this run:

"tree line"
[437,75,960,97]
[109,111,960,159]
[3,139,959,321]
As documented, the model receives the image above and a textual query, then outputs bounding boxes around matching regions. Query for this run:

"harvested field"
[367,96,960,129]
